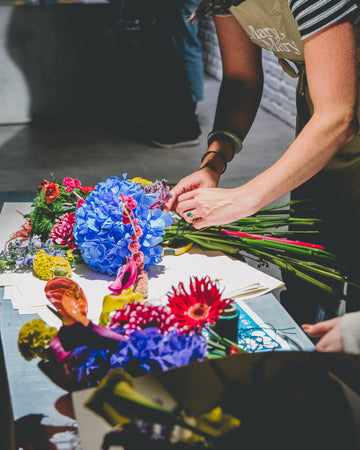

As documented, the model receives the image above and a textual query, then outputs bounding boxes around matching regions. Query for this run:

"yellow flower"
[33,250,72,281]
[66,249,74,261]
[99,286,144,326]
[130,177,153,187]
[18,318,58,361]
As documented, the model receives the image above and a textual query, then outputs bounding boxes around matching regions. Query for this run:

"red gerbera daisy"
[167,276,233,333]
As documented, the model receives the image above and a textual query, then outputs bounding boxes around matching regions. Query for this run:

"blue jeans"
[168,0,204,103]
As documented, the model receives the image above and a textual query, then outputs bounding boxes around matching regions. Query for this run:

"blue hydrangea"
[73,175,173,275]
[109,327,207,373]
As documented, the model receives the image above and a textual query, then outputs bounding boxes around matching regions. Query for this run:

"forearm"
[214,77,263,139]
[201,16,264,172]
[201,76,263,173]
[239,111,358,212]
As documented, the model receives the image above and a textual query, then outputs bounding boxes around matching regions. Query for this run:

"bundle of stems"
[163,201,358,299]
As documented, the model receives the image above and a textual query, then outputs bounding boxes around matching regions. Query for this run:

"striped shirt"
[211,0,359,39]
[289,0,359,39]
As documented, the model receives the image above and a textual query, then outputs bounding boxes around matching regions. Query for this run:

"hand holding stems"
[302,317,344,353]
[163,164,221,213]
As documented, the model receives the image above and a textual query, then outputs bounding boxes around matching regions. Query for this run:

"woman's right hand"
[163,166,221,213]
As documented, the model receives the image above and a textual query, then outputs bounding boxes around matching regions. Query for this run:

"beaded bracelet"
[201,150,227,174]
[207,130,243,161]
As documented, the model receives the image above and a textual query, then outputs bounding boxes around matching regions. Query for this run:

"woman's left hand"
[302,317,344,353]
[175,185,258,229]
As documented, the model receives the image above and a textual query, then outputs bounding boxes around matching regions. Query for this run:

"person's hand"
[163,167,221,213]
[175,183,259,229]
[302,317,344,353]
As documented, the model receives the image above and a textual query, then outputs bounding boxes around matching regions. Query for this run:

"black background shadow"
[5,1,195,137]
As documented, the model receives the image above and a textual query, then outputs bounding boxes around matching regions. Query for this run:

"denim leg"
[168,0,204,102]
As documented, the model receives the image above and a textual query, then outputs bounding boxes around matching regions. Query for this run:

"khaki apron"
[229,0,360,320]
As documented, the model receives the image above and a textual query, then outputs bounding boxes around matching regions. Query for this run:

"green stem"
[235,248,343,297]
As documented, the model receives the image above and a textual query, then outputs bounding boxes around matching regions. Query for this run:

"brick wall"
[199,17,297,127]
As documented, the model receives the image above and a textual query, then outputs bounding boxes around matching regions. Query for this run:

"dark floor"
[0,76,295,194]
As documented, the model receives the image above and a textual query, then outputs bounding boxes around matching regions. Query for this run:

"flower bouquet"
[0,174,173,281]
[17,275,244,392]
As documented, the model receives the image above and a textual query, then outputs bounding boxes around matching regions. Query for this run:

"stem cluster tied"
[163,201,358,299]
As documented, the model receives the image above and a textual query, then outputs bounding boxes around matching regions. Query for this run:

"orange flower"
[45,277,89,326]
[38,179,50,193]
[44,182,61,202]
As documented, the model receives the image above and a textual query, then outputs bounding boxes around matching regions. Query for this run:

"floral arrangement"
[0,174,173,281]
[17,275,242,390]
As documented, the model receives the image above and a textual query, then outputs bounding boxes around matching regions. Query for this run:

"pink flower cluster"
[63,177,81,193]
[120,194,144,270]
[108,301,176,333]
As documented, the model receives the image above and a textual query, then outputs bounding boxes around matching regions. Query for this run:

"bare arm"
[243,19,359,210]
[175,18,359,228]
[164,16,263,211]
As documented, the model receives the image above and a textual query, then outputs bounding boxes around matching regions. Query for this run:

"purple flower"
[143,179,172,210]
[63,346,111,387]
